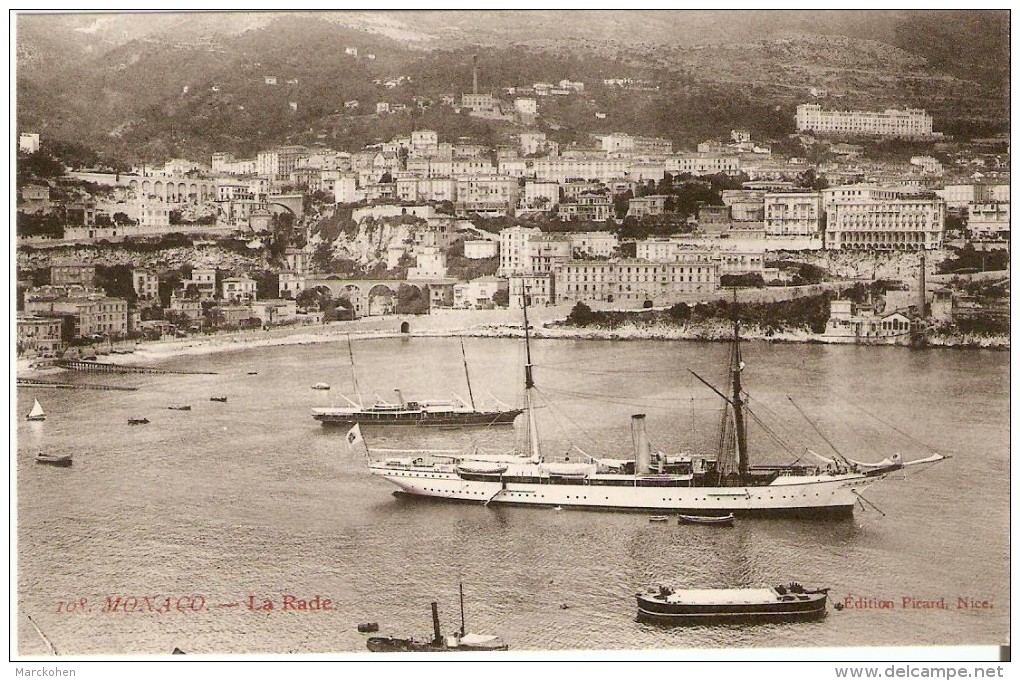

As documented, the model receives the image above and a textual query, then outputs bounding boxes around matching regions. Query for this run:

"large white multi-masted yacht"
[364,296,945,518]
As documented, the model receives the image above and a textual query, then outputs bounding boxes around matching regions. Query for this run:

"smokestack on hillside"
[472,54,478,94]
[919,253,926,318]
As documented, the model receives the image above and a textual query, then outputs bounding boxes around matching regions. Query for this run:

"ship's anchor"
[851,490,886,517]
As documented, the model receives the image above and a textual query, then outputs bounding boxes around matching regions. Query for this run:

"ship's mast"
[459,582,466,637]
[522,289,541,462]
[347,334,363,407]
[460,340,477,410]
[730,290,748,485]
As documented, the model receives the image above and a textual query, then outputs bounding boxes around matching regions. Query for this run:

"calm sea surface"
[16,337,1010,655]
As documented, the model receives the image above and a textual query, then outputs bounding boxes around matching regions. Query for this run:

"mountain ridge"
[16,11,1009,162]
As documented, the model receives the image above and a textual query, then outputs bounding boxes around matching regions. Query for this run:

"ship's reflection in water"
[16,337,1008,654]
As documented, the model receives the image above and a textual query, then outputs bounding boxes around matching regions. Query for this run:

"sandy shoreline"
[17,310,1007,379]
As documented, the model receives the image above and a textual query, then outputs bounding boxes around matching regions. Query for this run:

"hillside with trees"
[16,11,1009,163]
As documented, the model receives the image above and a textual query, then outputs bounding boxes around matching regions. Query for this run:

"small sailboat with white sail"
[26,399,46,422]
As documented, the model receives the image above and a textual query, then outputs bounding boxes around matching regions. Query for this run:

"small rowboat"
[167,404,192,411]
[128,417,150,425]
[457,463,509,476]
[312,382,331,390]
[36,453,73,467]
[210,396,228,403]
[678,513,735,526]
[649,515,669,522]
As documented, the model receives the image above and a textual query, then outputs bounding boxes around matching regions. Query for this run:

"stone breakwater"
[468,320,818,344]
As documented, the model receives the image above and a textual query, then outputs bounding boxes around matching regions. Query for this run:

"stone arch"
[128,179,139,193]
[367,283,397,316]
[189,183,198,203]
[200,185,208,202]
[400,320,410,333]
[335,284,366,317]
[153,180,163,198]
[142,180,151,194]
[267,202,297,217]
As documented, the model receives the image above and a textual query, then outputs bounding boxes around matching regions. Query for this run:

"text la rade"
[247,594,335,611]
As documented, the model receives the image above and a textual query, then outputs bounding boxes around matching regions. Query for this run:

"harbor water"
[16,337,1010,655]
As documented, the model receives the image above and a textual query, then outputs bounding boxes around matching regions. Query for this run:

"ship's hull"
[36,456,72,468]
[366,637,508,652]
[636,593,827,624]
[369,465,888,517]
[366,637,443,653]
[316,409,523,427]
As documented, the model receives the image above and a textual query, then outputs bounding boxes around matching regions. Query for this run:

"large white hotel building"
[822,185,945,251]
[556,258,718,305]
[796,104,934,137]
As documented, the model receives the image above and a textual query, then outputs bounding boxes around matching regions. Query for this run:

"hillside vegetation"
[16,11,1009,163]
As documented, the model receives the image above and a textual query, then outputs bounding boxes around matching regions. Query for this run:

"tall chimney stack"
[472,54,478,95]
[431,602,442,644]
[919,253,926,318]
[631,414,651,475]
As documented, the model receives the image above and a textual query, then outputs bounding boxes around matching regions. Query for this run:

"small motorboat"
[367,588,508,653]
[357,622,380,633]
[678,513,736,526]
[128,417,150,425]
[26,399,46,422]
[210,396,228,403]
[636,582,830,624]
[312,382,331,390]
[36,453,72,467]
[649,515,669,523]
[247,371,258,375]
[167,405,192,411]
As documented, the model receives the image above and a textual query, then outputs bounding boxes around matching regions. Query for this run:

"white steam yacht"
[362,295,946,518]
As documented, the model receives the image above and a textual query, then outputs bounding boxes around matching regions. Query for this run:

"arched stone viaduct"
[126,178,219,204]
[303,278,432,317]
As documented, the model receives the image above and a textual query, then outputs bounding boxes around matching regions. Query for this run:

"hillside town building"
[556,258,719,305]
[822,185,945,250]
[796,104,935,138]
[763,192,824,237]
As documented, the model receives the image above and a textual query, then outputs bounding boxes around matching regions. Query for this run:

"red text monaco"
[102,595,206,613]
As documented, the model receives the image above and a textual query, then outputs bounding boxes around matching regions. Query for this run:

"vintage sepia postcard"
[10,8,1010,676]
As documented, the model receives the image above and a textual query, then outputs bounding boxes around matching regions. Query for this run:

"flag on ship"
[345,423,364,452]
